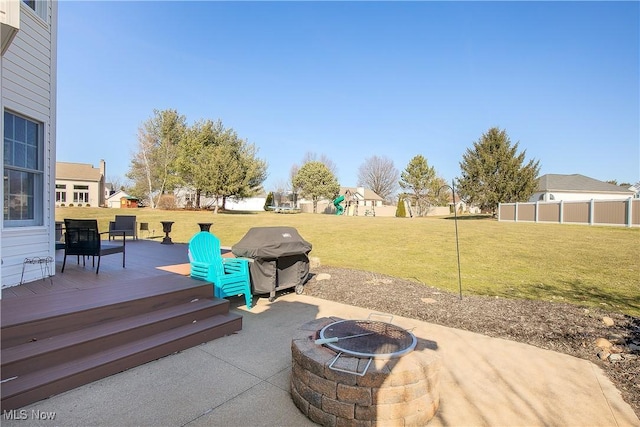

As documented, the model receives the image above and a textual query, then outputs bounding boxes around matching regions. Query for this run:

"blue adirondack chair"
[188,232,252,309]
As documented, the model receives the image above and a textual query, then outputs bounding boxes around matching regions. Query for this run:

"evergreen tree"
[399,155,448,216]
[264,192,274,211]
[292,161,340,213]
[457,127,540,215]
[395,196,407,217]
[176,119,267,212]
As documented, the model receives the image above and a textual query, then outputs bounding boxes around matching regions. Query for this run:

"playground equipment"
[333,195,345,215]
[333,190,375,216]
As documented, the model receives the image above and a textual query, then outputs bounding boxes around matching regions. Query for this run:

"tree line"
[290,127,540,215]
[126,109,267,211]
[126,109,541,215]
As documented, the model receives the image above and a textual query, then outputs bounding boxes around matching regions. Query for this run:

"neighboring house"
[106,189,139,209]
[529,174,635,202]
[340,187,384,208]
[55,160,106,207]
[105,182,115,200]
[224,193,267,211]
[174,187,267,211]
[299,187,386,215]
[447,193,480,215]
[629,182,640,199]
[1,0,58,289]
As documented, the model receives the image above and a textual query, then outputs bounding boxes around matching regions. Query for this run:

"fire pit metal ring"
[318,318,417,376]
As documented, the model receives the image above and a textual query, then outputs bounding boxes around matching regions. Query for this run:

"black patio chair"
[109,215,137,240]
[61,219,125,274]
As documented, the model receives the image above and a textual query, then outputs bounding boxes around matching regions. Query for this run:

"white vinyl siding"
[1,0,56,289]
[529,191,635,202]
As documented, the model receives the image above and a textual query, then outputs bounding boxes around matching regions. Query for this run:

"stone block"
[308,369,338,398]
[322,395,356,419]
[337,383,372,405]
[372,379,428,405]
[403,400,439,426]
[355,400,418,422]
[323,364,359,386]
[336,418,371,427]
[309,256,321,269]
[290,380,309,416]
[309,404,337,427]
[293,373,323,409]
[297,341,336,378]
[292,360,310,386]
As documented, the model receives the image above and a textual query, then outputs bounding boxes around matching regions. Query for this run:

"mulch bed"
[303,266,640,418]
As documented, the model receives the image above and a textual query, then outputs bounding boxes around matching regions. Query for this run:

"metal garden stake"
[438,180,463,300]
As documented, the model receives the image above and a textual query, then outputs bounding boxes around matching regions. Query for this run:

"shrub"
[158,194,177,210]
[264,192,274,211]
[68,203,74,207]
[395,197,407,217]
[85,204,91,207]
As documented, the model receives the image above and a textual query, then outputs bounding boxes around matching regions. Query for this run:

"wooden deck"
[2,238,198,299]
[1,239,242,410]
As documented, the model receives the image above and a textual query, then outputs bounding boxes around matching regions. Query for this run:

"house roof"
[537,174,634,194]
[106,190,132,201]
[340,187,383,201]
[56,162,102,182]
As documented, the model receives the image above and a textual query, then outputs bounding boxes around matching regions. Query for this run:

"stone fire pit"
[291,317,441,426]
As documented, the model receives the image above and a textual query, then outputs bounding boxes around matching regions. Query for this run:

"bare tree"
[357,155,399,202]
[127,109,186,208]
[302,151,338,176]
[106,175,128,192]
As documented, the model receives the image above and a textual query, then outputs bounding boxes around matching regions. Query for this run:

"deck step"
[1,313,242,411]
[2,275,215,347]
[2,298,229,378]
[0,275,243,411]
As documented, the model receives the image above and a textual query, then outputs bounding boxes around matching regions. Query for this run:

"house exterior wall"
[55,161,105,207]
[529,191,633,202]
[224,197,266,211]
[55,179,101,207]
[1,0,57,290]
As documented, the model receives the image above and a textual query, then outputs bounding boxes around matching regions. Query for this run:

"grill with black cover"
[231,227,312,302]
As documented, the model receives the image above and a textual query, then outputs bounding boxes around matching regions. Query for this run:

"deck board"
[2,240,194,300]
[2,274,211,327]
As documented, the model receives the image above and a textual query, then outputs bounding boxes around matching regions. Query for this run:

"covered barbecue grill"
[231,227,312,301]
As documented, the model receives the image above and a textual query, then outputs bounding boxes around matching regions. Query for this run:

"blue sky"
[57,1,640,191]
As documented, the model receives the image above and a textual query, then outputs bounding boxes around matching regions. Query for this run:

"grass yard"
[56,207,640,316]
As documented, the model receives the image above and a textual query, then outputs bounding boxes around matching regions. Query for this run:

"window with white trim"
[22,0,47,22]
[73,185,89,204]
[56,184,67,203]
[3,111,44,226]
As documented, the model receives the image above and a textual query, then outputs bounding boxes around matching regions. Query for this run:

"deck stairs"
[1,275,242,410]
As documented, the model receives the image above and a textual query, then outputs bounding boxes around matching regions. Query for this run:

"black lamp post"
[438,179,463,300]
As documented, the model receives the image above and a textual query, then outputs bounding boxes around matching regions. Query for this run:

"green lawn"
[56,207,640,316]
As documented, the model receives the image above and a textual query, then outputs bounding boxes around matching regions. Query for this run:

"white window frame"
[73,185,89,204]
[3,110,44,227]
[55,184,66,203]
[21,0,48,23]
